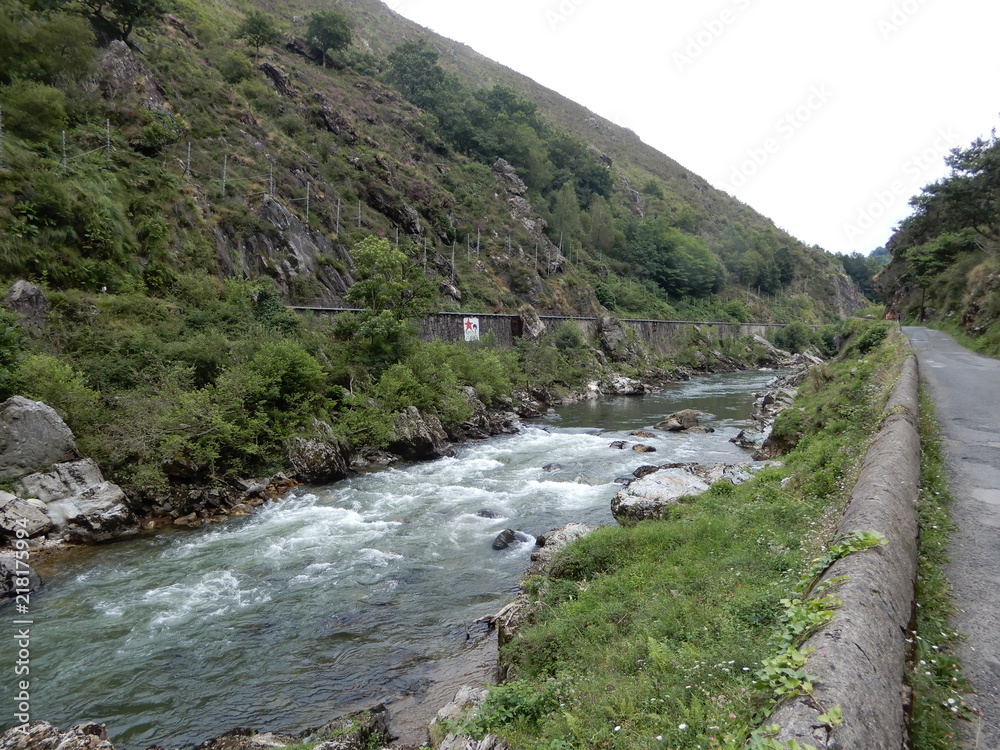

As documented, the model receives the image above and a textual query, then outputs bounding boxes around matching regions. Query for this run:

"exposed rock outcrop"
[215,195,352,307]
[17,459,140,543]
[0,721,115,750]
[0,556,42,600]
[388,407,453,462]
[611,462,760,524]
[0,398,79,479]
[2,281,47,332]
[0,492,52,539]
[598,316,649,366]
[287,424,352,484]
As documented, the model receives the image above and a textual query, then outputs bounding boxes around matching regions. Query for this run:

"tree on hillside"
[383,40,447,111]
[73,0,166,41]
[550,182,582,243]
[306,10,351,67]
[346,236,436,319]
[235,10,281,59]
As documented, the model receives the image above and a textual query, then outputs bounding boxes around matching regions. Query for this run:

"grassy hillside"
[0,0,865,496]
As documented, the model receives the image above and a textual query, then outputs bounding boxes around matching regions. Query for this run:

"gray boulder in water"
[491,529,517,550]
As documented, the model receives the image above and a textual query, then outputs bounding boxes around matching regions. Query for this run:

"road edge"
[769,353,921,748]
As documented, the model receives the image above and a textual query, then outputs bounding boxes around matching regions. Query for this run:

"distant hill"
[0,0,863,321]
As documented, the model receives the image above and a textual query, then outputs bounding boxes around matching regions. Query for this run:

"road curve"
[904,326,1000,749]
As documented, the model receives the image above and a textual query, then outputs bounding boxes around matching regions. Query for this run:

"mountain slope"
[0,0,863,321]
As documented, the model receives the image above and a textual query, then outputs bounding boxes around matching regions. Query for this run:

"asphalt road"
[904,326,1000,749]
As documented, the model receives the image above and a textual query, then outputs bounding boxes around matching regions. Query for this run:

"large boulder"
[192,706,390,750]
[0,556,42,600]
[387,407,453,461]
[598,316,648,365]
[612,462,762,523]
[17,459,139,543]
[0,722,114,750]
[654,409,707,432]
[0,492,52,538]
[518,305,546,342]
[2,281,47,331]
[287,436,351,484]
[0,397,79,479]
[611,466,710,523]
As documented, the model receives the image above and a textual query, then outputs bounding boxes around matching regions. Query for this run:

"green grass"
[455,325,909,749]
[906,389,975,749]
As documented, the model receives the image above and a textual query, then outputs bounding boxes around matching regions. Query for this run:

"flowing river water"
[2,371,779,749]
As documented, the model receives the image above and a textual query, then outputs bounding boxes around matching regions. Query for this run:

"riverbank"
[447,324,926,749]
[0,368,790,750]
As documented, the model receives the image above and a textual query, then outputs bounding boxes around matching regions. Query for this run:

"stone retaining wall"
[769,354,921,748]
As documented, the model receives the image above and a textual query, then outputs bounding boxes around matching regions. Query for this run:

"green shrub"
[0,310,26,400]
[15,354,100,432]
[0,80,67,142]
[773,320,811,353]
[553,321,585,352]
[848,321,891,355]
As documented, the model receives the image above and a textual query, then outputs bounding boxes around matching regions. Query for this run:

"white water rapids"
[1,371,778,748]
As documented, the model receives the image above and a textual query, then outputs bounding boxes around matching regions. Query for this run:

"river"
[1,371,777,749]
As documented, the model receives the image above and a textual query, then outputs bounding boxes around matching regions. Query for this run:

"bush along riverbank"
[0,275,818,563]
[441,320,932,749]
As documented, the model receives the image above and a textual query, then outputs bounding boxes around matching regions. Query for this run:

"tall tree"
[306,10,351,67]
[235,9,280,59]
[550,182,582,243]
[383,40,446,110]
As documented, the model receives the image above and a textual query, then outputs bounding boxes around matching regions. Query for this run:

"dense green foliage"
[455,325,912,749]
[0,0,862,497]
[881,128,1000,354]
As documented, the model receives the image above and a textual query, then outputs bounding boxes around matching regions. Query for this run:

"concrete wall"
[289,307,785,354]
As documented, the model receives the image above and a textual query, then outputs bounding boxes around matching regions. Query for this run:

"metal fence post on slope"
[305,181,310,224]
[476,228,480,257]
[268,160,274,197]
[423,237,428,274]
[336,197,341,235]
[451,240,456,283]
[357,200,362,229]
[222,154,228,197]
[185,142,191,179]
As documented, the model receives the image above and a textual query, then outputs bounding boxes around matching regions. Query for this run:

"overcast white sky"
[388,0,1000,255]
